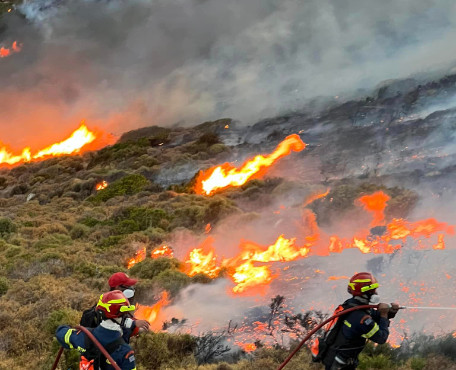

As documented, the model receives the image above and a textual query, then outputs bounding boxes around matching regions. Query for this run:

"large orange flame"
[180,192,454,294]
[183,237,221,278]
[194,134,306,195]
[0,41,21,58]
[358,191,391,226]
[151,245,174,259]
[127,247,146,269]
[135,292,170,329]
[0,122,97,166]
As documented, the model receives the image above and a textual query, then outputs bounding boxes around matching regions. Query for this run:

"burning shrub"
[310,183,418,225]
[88,174,150,203]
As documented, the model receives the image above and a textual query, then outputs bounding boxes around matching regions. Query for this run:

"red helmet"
[347,272,379,296]
[96,290,136,319]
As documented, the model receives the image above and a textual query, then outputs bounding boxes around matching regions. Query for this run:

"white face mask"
[123,289,135,299]
[369,294,380,304]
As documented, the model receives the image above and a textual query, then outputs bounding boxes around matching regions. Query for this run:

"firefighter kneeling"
[311,272,400,370]
[56,291,137,370]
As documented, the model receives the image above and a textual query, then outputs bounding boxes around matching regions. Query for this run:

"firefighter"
[56,290,137,370]
[79,272,149,369]
[80,272,149,331]
[312,272,400,369]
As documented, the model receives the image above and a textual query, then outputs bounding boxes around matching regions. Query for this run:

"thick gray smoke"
[1,0,456,149]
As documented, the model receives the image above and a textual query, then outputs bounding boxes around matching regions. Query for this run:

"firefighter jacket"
[56,323,137,370]
[322,297,390,367]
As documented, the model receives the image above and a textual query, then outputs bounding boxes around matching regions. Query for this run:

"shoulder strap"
[83,328,100,361]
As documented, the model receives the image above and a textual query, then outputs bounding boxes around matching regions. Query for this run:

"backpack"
[80,305,101,328]
[311,303,353,363]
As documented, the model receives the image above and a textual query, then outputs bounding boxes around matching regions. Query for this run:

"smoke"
[2,0,456,149]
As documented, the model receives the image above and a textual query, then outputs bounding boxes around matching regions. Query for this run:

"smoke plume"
[2,0,456,148]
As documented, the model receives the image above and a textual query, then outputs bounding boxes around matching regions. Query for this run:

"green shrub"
[70,224,90,239]
[358,353,394,369]
[96,235,124,249]
[410,357,426,370]
[0,218,16,238]
[114,219,140,234]
[134,332,196,369]
[0,277,9,296]
[33,233,72,251]
[209,143,228,155]
[78,216,100,227]
[154,269,192,296]
[44,309,81,335]
[130,258,181,280]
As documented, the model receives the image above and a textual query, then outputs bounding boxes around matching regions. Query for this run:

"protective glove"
[377,303,390,318]
[134,319,150,332]
[388,302,400,319]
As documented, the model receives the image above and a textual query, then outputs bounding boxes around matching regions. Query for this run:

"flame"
[96,180,108,191]
[327,276,350,281]
[184,247,221,278]
[303,188,330,207]
[127,247,146,269]
[0,122,97,166]
[358,191,390,226]
[235,342,257,352]
[0,41,21,58]
[231,261,273,294]
[181,191,454,294]
[135,292,170,328]
[151,245,174,259]
[194,134,306,195]
[205,223,212,234]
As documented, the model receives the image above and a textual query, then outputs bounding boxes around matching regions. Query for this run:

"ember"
[0,123,97,166]
[194,134,306,195]
[236,342,257,352]
[0,41,21,58]
[96,180,108,191]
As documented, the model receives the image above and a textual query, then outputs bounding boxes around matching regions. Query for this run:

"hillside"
[1,73,456,369]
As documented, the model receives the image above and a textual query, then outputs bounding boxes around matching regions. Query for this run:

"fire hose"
[277,304,382,370]
[51,325,121,370]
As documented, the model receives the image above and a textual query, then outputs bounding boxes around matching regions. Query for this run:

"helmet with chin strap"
[347,272,379,296]
[96,290,136,319]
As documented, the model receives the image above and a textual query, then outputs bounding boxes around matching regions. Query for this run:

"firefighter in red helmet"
[312,272,400,369]
[56,290,137,370]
